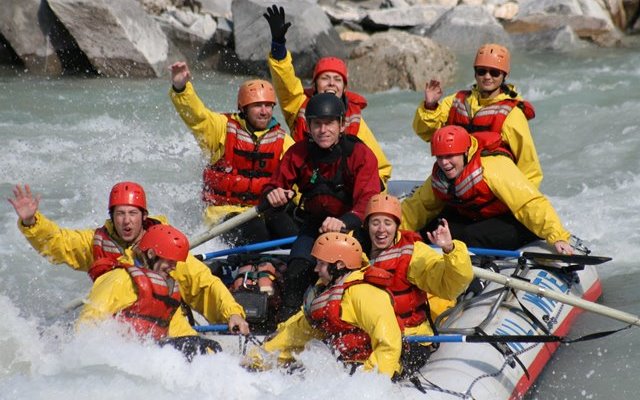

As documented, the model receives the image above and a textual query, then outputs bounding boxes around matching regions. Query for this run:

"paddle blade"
[521,252,612,265]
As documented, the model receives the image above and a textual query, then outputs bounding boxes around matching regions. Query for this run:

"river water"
[1,47,639,399]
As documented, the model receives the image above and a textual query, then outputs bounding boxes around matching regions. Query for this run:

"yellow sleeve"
[171,254,246,323]
[267,51,307,131]
[406,240,473,300]
[483,156,571,244]
[412,93,456,143]
[18,211,95,272]
[282,131,295,154]
[400,177,445,232]
[357,118,393,186]
[261,310,325,364]
[501,109,543,188]
[77,268,137,325]
[169,81,229,162]
[341,284,402,377]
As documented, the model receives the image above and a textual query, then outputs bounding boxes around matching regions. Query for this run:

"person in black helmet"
[262,93,381,321]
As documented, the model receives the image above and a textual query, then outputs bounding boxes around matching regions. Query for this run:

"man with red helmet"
[244,232,403,378]
[169,61,298,246]
[9,182,249,338]
[78,225,249,358]
[401,126,574,254]
[413,43,543,188]
[262,5,392,188]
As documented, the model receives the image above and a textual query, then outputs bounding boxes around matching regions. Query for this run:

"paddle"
[195,235,297,261]
[189,202,270,249]
[467,247,612,265]
[405,334,561,343]
[473,266,640,327]
[193,324,231,333]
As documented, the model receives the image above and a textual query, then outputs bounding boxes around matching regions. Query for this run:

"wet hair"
[500,83,518,99]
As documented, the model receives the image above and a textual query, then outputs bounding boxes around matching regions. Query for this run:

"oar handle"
[193,324,229,333]
[405,334,561,343]
[196,235,298,261]
[189,206,261,249]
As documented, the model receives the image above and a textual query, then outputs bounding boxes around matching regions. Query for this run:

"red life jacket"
[298,135,360,219]
[292,89,368,142]
[117,265,182,341]
[431,141,512,220]
[370,230,428,330]
[89,218,162,281]
[202,115,286,206]
[447,90,535,154]
[303,268,393,362]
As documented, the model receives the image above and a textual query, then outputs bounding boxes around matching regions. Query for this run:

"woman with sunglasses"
[412,43,543,189]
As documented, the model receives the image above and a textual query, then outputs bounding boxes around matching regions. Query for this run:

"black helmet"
[305,93,345,121]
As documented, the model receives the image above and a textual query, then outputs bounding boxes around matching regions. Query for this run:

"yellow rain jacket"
[77,249,245,337]
[400,137,571,246]
[18,211,167,272]
[249,268,402,378]
[268,51,393,187]
[413,85,543,188]
[18,211,245,336]
[393,236,473,338]
[170,82,295,224]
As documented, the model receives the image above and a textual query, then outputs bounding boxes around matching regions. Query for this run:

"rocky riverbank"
[2,0,639,92]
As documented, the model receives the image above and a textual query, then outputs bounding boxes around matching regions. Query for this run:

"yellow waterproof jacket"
[402,237,473,336]
[268,51,393,187]
[17,211,167,272]
[170,82,295,224]
[77,249,245,337]
[413,85,542,188]
[400,138,571,245]
[255,268,402,378]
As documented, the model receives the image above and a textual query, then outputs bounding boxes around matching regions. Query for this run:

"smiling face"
[315,72,345,98]
[309,117,342,149]
[474,67,505,97]
[314,260,333,285]
[152,256,178,280]
[243,101,274,131]
[368,214,398,252]
[112,205,146,244]
[436,153,466,180]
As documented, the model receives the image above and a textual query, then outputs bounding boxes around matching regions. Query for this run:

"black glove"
[263,4,291,43]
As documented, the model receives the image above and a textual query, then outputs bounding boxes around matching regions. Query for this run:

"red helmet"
[313,57,348,85]
[311,232,362,270]
[237,79,276,109]
[138,225,189,262]
[365,193,402,224]
[108,181,147,211]
[431,126,472,156]
[474,43,510,75]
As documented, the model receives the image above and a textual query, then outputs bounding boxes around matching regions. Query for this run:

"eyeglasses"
[474,68,503,78]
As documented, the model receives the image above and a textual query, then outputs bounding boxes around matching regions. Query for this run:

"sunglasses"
[474,68,503,78]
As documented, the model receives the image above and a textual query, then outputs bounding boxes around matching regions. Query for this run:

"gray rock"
[513,0,622,46]
[48,0,169,77]
[348,30,456,92]
[155,7,217,65]
[232,0,346,77]
[362,5,450,30]
[0,0,63,74]
[510,25,588,51]
[321,2,367,24]
[199,0,232,19]
[423,5,512,52]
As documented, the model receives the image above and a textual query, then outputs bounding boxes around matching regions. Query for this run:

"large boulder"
[420,5,513,52]
[232,0,346,77]
[155,7,216,65]
[362,5,450,30]
[0,0,63,74]
[348,30,456,92]
[510,25,588,51]
[48,0,169,77]
[506,0,622,47]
